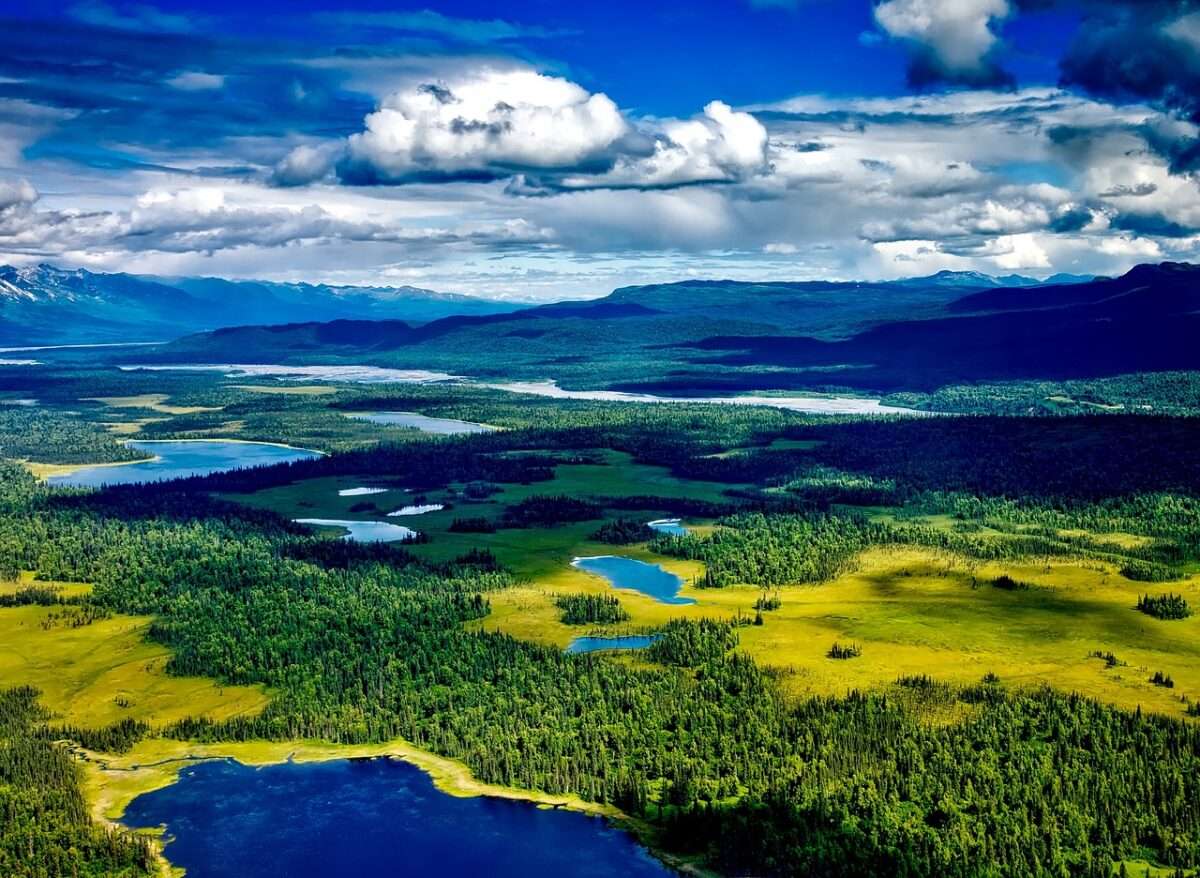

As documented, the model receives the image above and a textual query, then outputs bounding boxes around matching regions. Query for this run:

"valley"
[10,4,1200,874]
[2,348,1200,876]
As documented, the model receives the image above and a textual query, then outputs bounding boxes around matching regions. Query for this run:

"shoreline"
[22,437,326,482]
[125,437,327,454]
[82,736,710,878]
[22,455,161,480]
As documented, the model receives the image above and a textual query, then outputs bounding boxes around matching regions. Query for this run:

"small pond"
[571,556,694,605]
[566,635,660,655]
[294,518,418,543]
[347,411,496,435]
[387,504,444,516]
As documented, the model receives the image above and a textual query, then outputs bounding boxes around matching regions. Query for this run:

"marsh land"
[1,351,1199,877]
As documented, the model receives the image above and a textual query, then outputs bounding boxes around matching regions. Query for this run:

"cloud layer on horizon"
[0,2,1198,298]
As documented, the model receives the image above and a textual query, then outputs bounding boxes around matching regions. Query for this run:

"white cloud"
[7,80,1200,293]
[0,184,556,259]
[271,143,342,186]
[557,101,769,190]
[0,178,37,211]
[341,69,628,182]
[874,0,1011,78]
[987,232,1050,269]
[166,71,225,91]
[309,67,768,192]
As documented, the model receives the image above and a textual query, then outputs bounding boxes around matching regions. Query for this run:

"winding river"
[119,363,924,415]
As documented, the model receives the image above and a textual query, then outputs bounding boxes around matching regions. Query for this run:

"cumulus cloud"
[869,1,1200,173]
[873,0,1013,86]
[271,143,343,187]
[337,69,629,184]
[553,101,769,190]
[1054,1,1200,171]
[7,77,1200,290]
[861,194,1054,243]
[281,67,769,192]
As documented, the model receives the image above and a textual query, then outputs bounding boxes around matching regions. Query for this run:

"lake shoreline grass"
[83,736,713,878]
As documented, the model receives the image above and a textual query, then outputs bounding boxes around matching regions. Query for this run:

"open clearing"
[227,448,1200,720]
[0,582,268,728]
[86,393,223,415]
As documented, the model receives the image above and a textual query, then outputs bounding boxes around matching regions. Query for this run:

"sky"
[1,0,1199,299]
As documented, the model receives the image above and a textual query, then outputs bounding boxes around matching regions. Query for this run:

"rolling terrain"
[143,263,1200,398]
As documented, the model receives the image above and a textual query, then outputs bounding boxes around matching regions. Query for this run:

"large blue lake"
[572,556,694,605]
[121,757,671,878]
[347,411,496,435]
[47,440,320,488]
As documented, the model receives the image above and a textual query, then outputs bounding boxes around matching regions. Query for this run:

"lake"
[566,635,659,654]
[120,757,671,878]
[294,518,418,543]
[47,440,321,488]
[347,411,496,435]
[571,556,694,605]
[647,518,689,537]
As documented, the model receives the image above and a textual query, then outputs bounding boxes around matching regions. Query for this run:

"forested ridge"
[3,409,1200,876]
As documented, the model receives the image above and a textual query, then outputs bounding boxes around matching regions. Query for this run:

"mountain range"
[0,264,523,345]
[16,258,1189,398]
[134,263,1200,396]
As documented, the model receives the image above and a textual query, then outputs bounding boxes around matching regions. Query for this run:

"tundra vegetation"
[1,364,1200,876]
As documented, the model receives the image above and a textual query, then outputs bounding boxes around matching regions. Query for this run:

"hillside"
[0,265,522,345]
[600,271,1070,338]
[669,263,1200,391]
[143,263,1196,394]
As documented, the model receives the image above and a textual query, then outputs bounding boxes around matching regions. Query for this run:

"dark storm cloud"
[1052,1,1200,171]
[1110,212,1199,238]
[904,49,1014,90]
[881,0,1200,172]
[875,0,1200,161]
[1049,206,1094,232]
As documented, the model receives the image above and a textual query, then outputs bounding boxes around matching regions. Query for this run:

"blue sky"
[0,0,1198,297]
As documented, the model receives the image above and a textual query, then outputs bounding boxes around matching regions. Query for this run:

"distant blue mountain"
[890,270,1096,289]
[152,262,1200,394]
[0,264,523,345]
